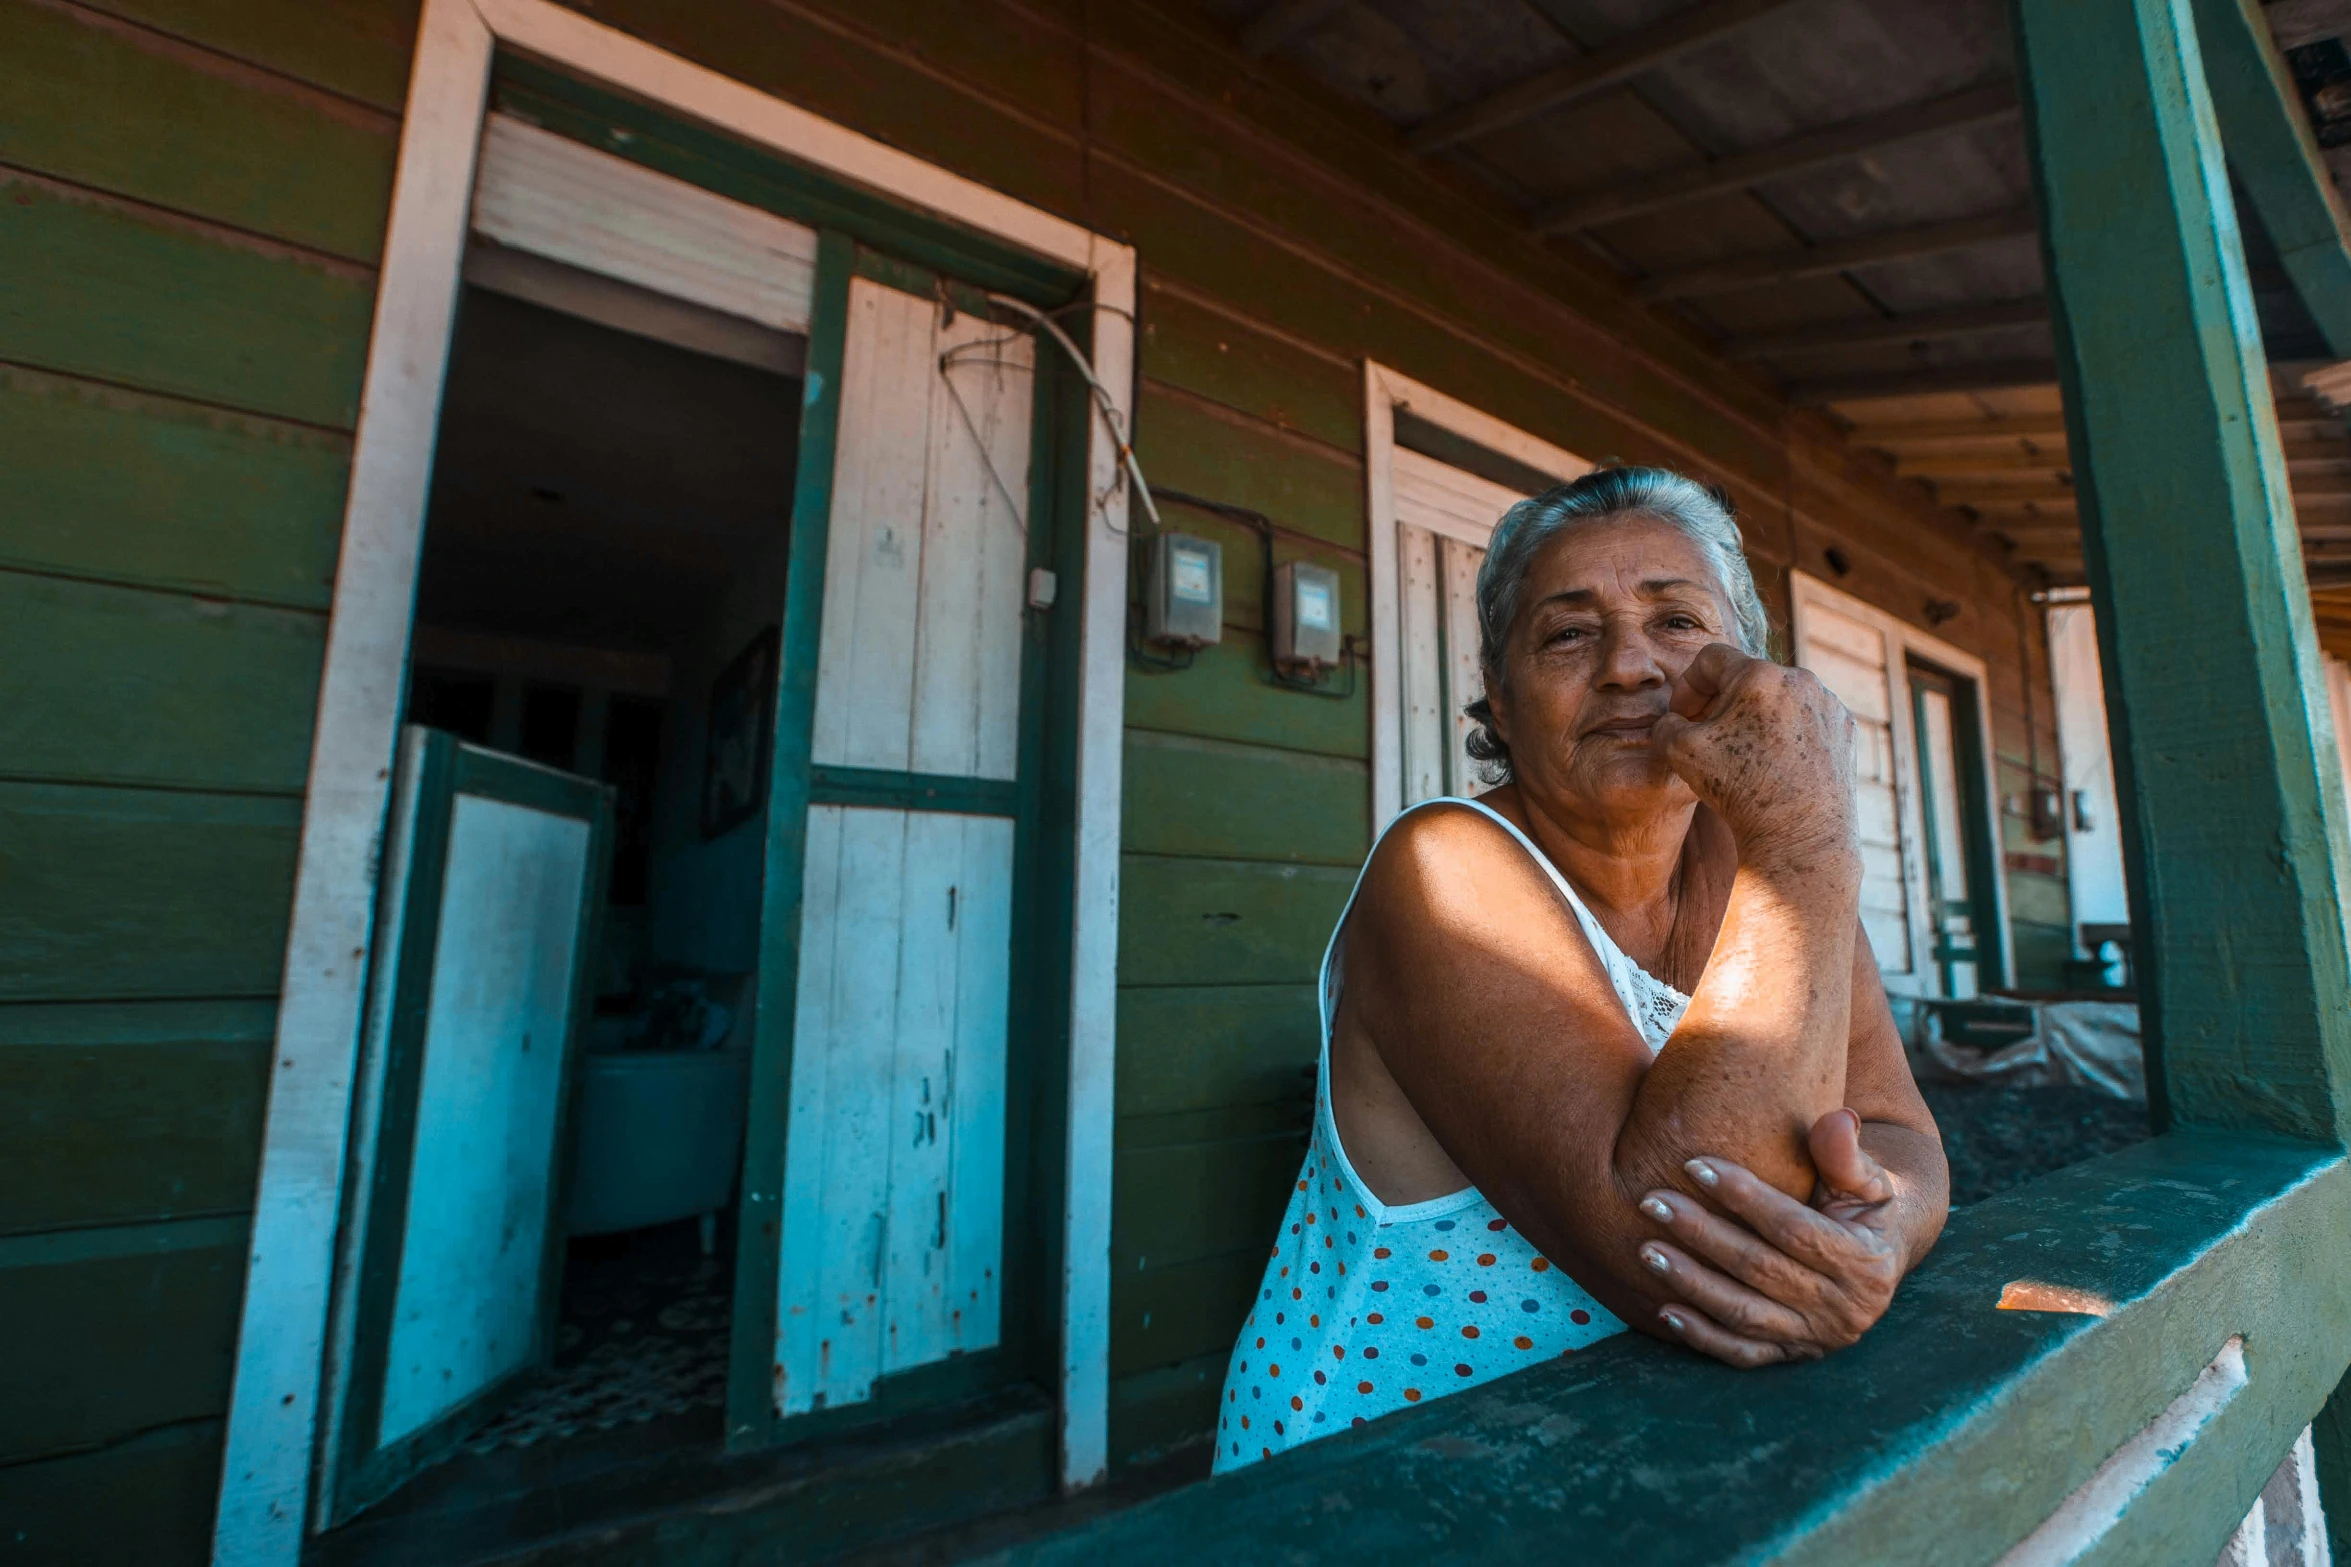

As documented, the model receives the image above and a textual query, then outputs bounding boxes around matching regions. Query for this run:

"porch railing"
[1020,0,2351,1558]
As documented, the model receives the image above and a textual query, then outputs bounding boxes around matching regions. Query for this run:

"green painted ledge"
[1005,1133,2351,1565]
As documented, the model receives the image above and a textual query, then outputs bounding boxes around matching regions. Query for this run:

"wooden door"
[738,255,1045,1435]
[317,727,612,1522]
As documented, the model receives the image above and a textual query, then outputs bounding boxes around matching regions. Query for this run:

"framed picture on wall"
[701,625,779,840]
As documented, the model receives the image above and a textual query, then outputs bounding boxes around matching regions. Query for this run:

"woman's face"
[1485,512,1741,819]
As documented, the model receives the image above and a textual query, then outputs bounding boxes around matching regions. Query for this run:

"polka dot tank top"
[1213,796,1691,1473]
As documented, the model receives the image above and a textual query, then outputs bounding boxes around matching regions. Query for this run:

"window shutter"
[1791,587,1917,977]
[1391,450,1529,804]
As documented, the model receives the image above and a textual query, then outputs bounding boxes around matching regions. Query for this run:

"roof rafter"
[1407,0,1814,155]
[1634,205,2037,302]
[1239,0,1352,59]
[1533,80,2019,234]
[1784,357,2058,404]
[1722,298,2047,360]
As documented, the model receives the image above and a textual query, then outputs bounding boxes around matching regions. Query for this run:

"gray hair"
[1463,467,1770,782]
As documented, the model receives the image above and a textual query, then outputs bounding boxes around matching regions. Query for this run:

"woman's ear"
[1482,670,1511,749]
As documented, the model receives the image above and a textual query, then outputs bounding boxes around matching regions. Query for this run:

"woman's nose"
[1595,624,1666,689]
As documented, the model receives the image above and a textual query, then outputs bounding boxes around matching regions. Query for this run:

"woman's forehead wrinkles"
[1529,576,1715,612]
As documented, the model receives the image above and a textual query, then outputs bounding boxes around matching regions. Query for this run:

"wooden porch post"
[2010,0,2351,1533]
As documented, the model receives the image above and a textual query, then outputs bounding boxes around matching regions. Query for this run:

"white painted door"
[1392,449,1530,803]
[771,276,1032,1416]
[317,730,609,1523]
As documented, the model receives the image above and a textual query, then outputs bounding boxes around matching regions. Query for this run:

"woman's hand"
[1651,642,1858,874]
[1628,1108,1918,1368]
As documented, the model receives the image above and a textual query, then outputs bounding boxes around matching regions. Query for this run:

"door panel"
[1792,598,1915,977]
[379,794,592,1446]
[318,728,611,1523]
[811,278,1033,781]
[776,805,1014,1414]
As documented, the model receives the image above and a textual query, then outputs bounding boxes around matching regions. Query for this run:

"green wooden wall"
[0,0,2070,1555]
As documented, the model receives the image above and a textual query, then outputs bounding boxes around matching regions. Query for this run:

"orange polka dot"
[1291,1287,1303,1300]
[1310,1314,1321,1327]
[1291,1396,1303,1411]
[1366,1313,1383,1325]
[1404,1389,1422,1402]
[1373,1247,1391,1260]
[1255,1337,1265,1349]
[1462,1325,1480,1339]
[1332,1345,1345,1358]
[1297,1181,1307,1192]
[1355,1205,1366,1219]
[1477,1254,1496,1267]
[1357,1381,1373,1394]
[1415,1316,1434,1329]
[1305,1212,1316,1224]
[1514,1335,1534,1350]
[1428,1249,1449,1262]
[1531,1257,1551,1272]
[1279,1266,1289,1278]
[1268,1364,1280,1377]
[1241,1415,1250,1429]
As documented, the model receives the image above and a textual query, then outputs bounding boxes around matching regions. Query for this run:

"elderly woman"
[1215,467,1949,1470]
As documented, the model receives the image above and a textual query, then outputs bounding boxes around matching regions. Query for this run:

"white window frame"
[1365,363,1590,829]
[1789,570,2016,996]
[213,4,1136,1560]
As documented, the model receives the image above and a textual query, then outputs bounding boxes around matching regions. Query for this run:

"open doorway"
[312,259,809,1542]
[405,274,802,1456]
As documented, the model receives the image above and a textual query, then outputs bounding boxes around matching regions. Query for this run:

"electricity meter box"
[1273,561,1342,672]
[1147,532,1223,647]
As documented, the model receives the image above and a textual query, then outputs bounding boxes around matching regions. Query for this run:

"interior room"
[394,254,803,1463]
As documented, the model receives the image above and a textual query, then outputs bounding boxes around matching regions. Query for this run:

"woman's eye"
[1662,614,1702,632]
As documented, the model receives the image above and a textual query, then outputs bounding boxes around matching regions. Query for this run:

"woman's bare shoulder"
[1349,800,1578,967]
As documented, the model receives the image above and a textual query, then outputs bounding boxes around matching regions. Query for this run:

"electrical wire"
[984,291,1162,537]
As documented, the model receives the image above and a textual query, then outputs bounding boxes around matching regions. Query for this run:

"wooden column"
[2012,0,2351,1535]
[2191,0,2351,356]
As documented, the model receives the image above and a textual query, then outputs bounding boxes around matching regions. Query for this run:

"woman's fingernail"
[1660,1310,1686,1334]
[1640,1197,1673,1223]
[1641,1245,1670,1274]
[1686,1159,1719,1188]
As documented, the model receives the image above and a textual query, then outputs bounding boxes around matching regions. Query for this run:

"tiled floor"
[463,1223,732,1455]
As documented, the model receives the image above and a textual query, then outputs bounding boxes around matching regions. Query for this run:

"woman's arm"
[1631,937,1950,1366]
[1342,645,1867,1325]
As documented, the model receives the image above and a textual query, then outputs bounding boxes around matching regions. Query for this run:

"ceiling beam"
[1635,206,2039,302]
[1844,411,2069,442]
[1934,479,2077,507]
[1891,438,2345,475]
[1723,298,2047,360]
[1785,358,2059,404]
[1407,0,1813,155]
[1532,81,2019,235]
[1239,0,1351,58]
[1897,447,2068,477]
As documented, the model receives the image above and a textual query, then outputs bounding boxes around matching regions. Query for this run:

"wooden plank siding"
[0,0,2074,1540]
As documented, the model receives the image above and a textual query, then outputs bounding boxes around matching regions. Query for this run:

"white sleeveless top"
[1212,797,1691,1473]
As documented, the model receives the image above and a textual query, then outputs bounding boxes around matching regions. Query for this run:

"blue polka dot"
[1433,1219,1456,1231]
[1313,1413,1327,1424]
[1521,1299,1540,1312]
[1423,1284,1442,1297]
[1371,1281,1388,1292]
[1291,1337,1302,1350]
[1410,1353,1427,1366]
[1252,1386,1261,1399]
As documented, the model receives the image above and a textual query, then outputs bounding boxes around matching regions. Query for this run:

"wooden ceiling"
[1220,0,2351,651]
